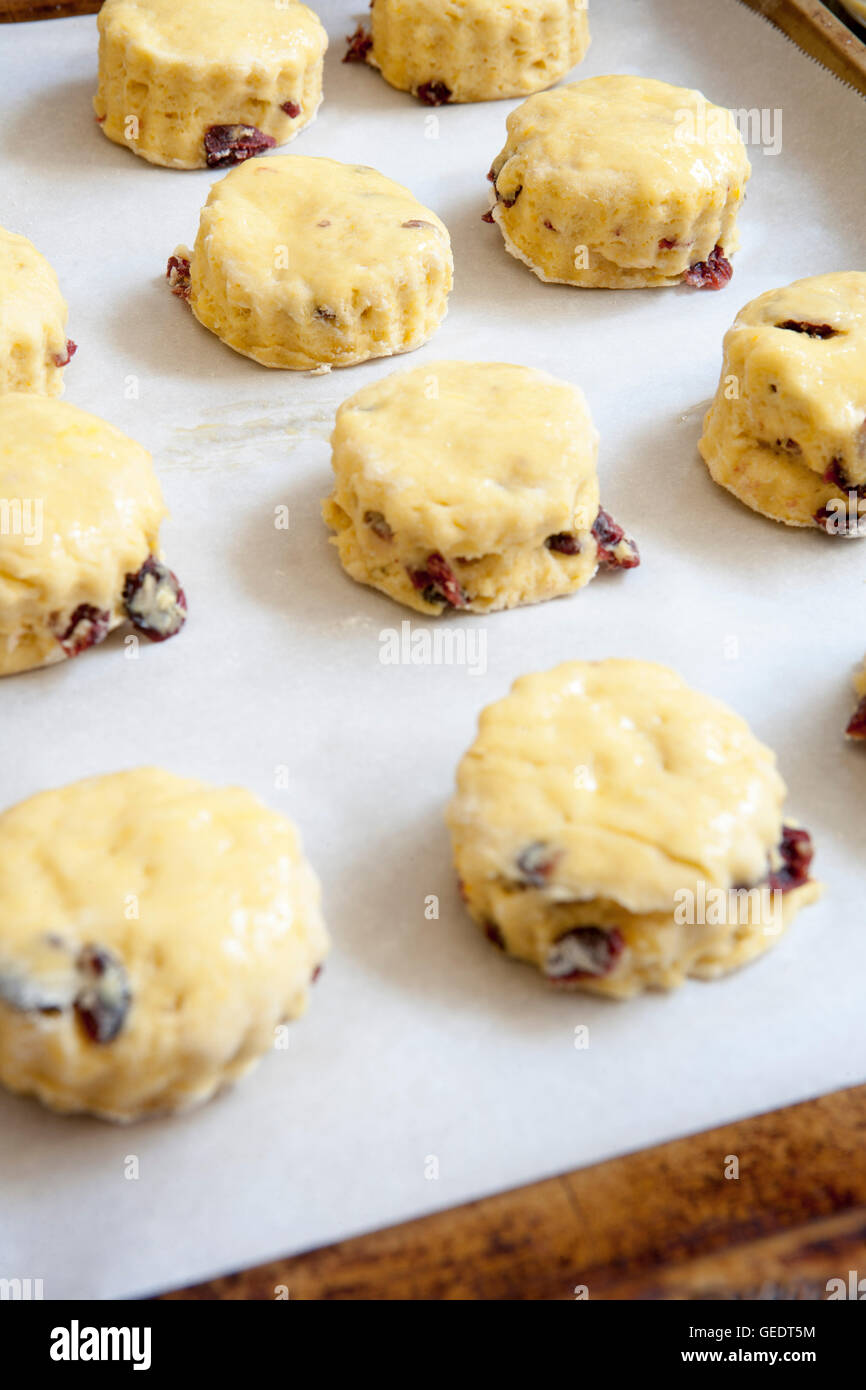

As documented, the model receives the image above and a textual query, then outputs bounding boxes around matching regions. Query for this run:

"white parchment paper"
[1,0,865,1300]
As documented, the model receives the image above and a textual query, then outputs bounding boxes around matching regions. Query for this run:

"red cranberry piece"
[545,532,581,556]
[56,604,111,658]
[824,458,848,489]
[407,552,467,608]
[484,921,506,950]
[344,26,373,62]
[776,320,839,339]
[280,100,301,118]
[122,556,188,642]
[481,210,496,224]
[545,927,625,982]
[166,255,192,301]
[363,510,393,541]
[767,826,814,893]
[203,124,276,168]
[515,841,561,887]
[592,509,640,569]
[74,946,131,1044]
[846,696,866,740]
[543,220,557,232]
[500,186,522,209]
[659,237,677,250]
[683,245,733,290]
[812,503,862,535]
[53,339,77,369]
[311,964,323,984]
[417,81,451,106]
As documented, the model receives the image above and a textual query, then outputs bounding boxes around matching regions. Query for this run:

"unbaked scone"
[322,361,639,614]
[699,273,866,531]
[94,0,327,169]
[0,768,328,1122]
[485,75,751,289]
[0,394,186,677]
[447,660,820,998]
[345,0,590,104]
[168,156,453,371]
[0,227,75,397]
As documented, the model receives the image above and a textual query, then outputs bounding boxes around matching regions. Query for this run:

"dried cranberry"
[500,186,522,209]
[122,556,187,642]
[311,964,323,984]
[363,510,393,541]
[813,502,862,535]
[846,696,866,740]
[591,509,640,569]
[776,320,839,339]
[344,26,373,62]
[481,210,496,224]
[280,100,301,118]
[53,339,77,369]
[314,306,337,323]
[544,927,625,982]
[203,124,276,168]
[545,532,581,555]
[767,826,814,893]
[683,245,733,290]
[417,81,451,106]
[56,604,111,658]
[74,946,131,1044]
[543,220,557,232]
[484,921,506,950]
[407,552,467,608]
[515,842,560,887]
[659,237,677,250]
[166,255,192,300]
[824,458,848,489]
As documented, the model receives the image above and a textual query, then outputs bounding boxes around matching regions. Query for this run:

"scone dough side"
[368,0,591,104]
[487,76,751,289]
[0,395,168,676]
[447,660,820,997]
[183,156,453,370]
[0,768,329,1122]
[323,361,611,614]
[0,227,72,398]
[95,0,327,169]
[699,272,866,529]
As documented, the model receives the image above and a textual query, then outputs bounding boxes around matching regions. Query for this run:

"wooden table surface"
[3,0,865,1301]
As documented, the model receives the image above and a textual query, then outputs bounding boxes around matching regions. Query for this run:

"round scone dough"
[349,0,591,104]
[0,394,186,677]
[169,156,453,371]
[0,769,328,1121]
[322,361,639,614]
[0,227,75,397]
[447,660,821,998]
[699,273,866,531]
[485,75,751,289]
[94,0,327,169]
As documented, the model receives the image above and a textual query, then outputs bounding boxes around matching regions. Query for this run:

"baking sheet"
[1,0,865,1301]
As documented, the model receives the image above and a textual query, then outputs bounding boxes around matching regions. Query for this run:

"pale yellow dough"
[0,395,170,677]
[487,75,751,288]
[699,273,866,530]
[366,0,591,104]
[178,156,453,371]
[0,769,328,1122]
[0,227,72,397]
[322,361,636,614]
[94,0,327,169]
[447,660,820,997]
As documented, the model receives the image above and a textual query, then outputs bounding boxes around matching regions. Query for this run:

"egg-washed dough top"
[0,226,65,340]
[331,361,600,555]
[493,74,750,200]
[0,768,327,1025]
[98,0,327,66]
[722,272,866,470]
[448,660,789,914]
[193,156,451,310]
[0,394,165,601]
